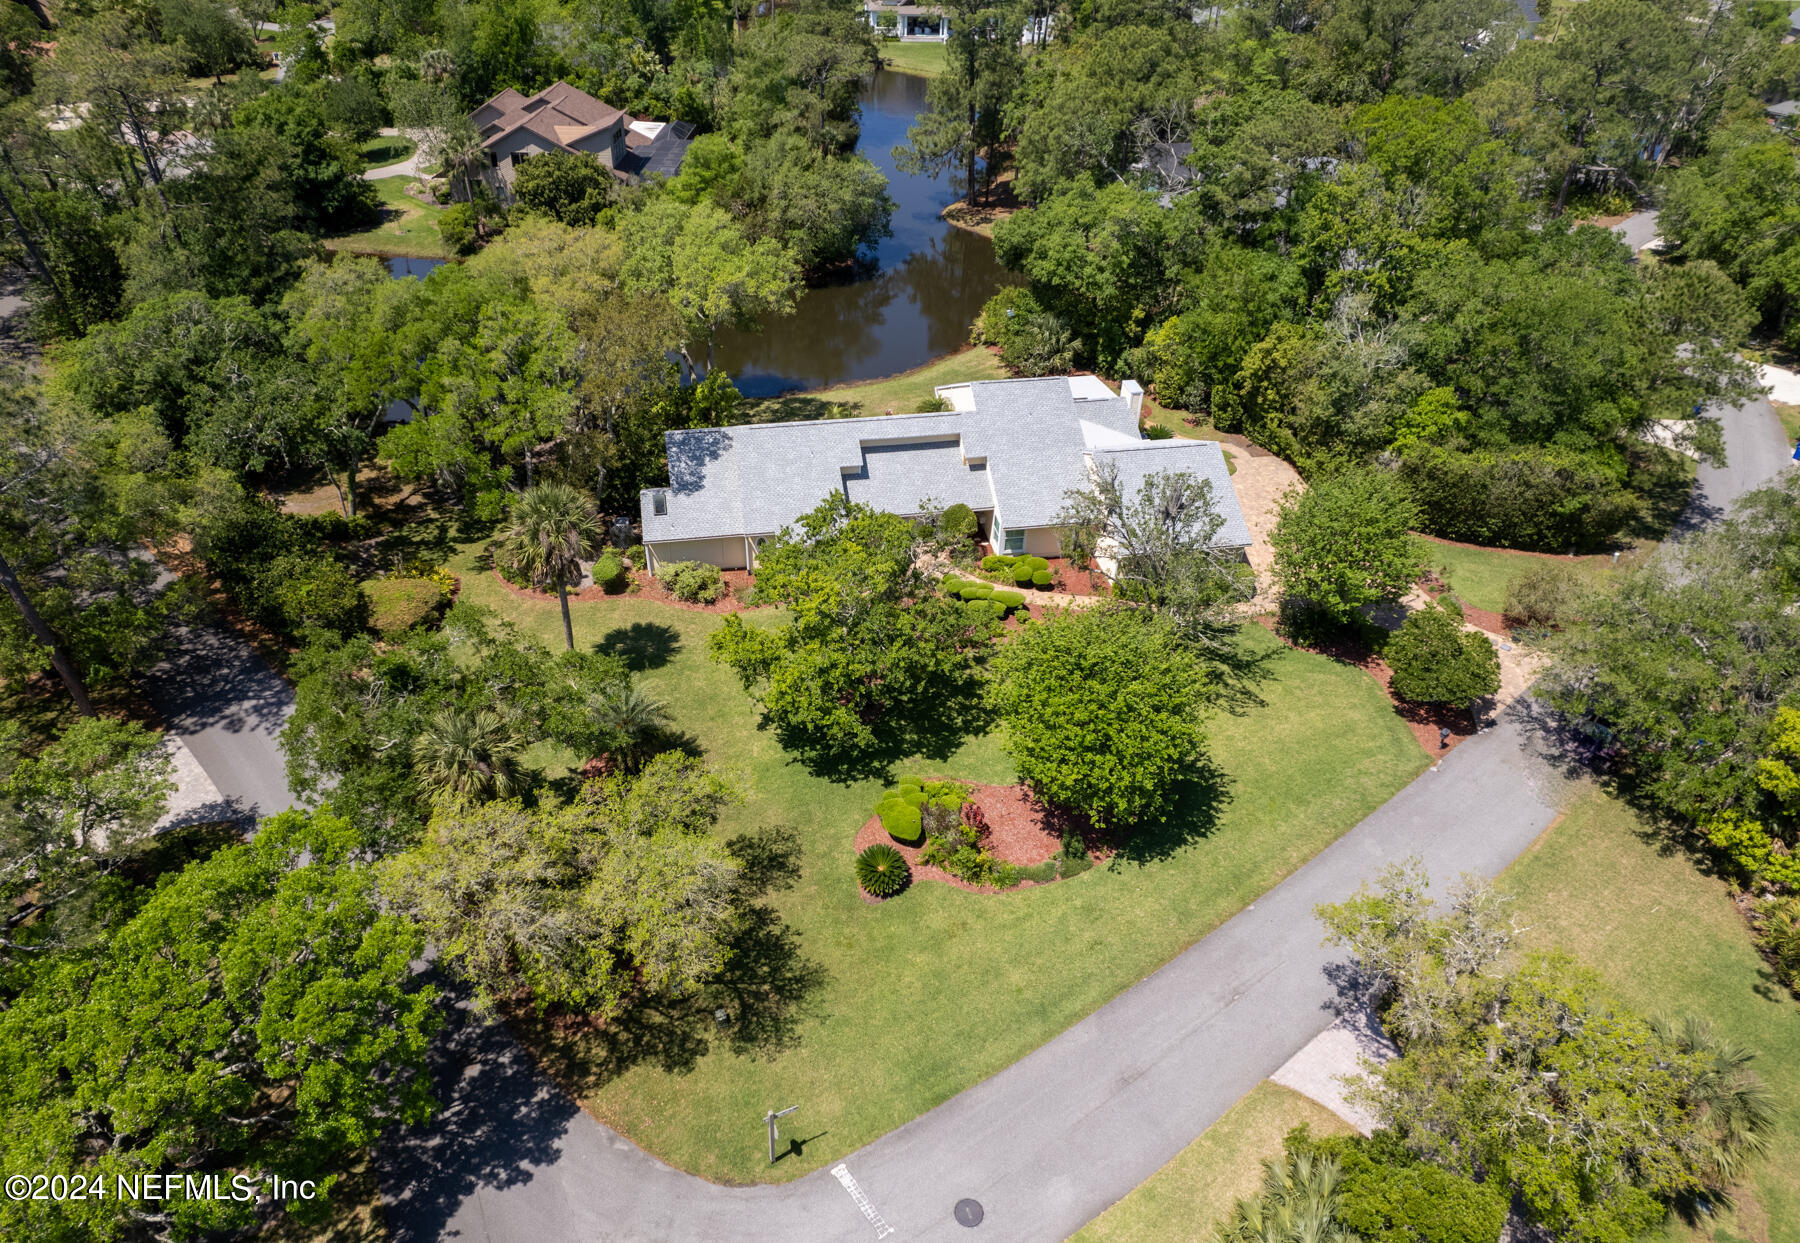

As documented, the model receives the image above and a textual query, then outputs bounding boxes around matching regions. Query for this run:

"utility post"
[764,1105,799,1165]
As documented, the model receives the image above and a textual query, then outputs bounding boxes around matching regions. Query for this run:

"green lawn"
[742,346,1009,421]
[1503,788,1800,1243]
[446,556,1427,1184]
[325,177,450,259]
[1778,401,1798,447]
[359,134,417,168]
[1072,1083,1355,1243]
[879,40,947,76]
[1411,536,1631,616]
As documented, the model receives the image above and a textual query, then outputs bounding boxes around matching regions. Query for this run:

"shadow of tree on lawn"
[1109,752,1233,867]
[596,622,683,672]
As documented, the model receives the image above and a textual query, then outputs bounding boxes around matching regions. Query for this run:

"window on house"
[652,491,667,516]
[1003,529,1025,555]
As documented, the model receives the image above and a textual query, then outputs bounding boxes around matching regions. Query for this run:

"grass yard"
[742,346,1010,422]
[445,554,1427,1184]
[1503,788,1800,1243]
[1071,1082,1355,1243]
[1778,401,1798,446]
[359,134,417,168]
[879,40,947,76]
[325,177,451,259]
[1412,536,1633,616]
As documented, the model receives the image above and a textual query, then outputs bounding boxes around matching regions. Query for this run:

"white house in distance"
[861,0,1052,42]
[638,375,1252,577]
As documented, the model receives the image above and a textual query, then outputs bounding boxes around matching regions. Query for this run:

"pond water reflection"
[712,69,1015,397]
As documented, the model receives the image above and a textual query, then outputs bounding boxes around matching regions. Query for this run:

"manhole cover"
[954,1199,984,1227]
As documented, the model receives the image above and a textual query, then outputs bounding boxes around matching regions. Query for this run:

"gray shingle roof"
[1090,440,1253,548]
[639,377,1251,548]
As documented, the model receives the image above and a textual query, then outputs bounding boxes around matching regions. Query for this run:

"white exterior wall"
[1023,527,1064,559]
[646,537,749,575]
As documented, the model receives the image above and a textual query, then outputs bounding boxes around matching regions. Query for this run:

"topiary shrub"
[362,577,447,638]
[592,552,627,594]
[856,843,910,897]
[1031,570,1053,589]
[991,589,1027,611]
[880,802,924,845]
[1024,556,1049,572]
[959,583,993,600]
[981,554,1012,573]
[1012,563,1035,585]
[661,560,727,604]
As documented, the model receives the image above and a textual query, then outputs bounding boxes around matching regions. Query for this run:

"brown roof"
[472,81,625,150]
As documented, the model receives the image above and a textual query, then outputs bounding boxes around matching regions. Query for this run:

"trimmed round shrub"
[938,503,978,544]
[880,802,924,845]
[991,589,1027,610]
[592,552,627,594]
[899,789,928,807]
[981,554,1011,572]
[362,577,446,638]
[959,583,993,600]
[1025,556,1050,572]
[856,843,910,897]
[1012,563,1035,585]
[1031,570,1053,589]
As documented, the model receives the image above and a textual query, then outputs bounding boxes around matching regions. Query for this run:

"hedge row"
[941,575,1031,612]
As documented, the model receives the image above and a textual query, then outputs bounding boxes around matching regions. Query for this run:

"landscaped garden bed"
[853,779,1106,896]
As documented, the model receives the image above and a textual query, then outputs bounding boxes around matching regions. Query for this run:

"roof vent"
[652,490,668,516]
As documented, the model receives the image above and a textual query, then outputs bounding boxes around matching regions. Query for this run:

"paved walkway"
[364,127,425,180]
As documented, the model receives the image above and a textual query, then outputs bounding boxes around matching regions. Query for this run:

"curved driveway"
[377,395,1792,1243]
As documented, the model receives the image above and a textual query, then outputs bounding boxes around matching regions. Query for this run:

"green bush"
[592,552,627,594]
[855,843,910,897]
[991,589,1027,610]
[1024,556,1049,572]
[1141,422,1174,440]
[1436,592,1464,618]
[1398,442,1641,551]
[1386,603,1501,710]
[938,503,978,544]
[624,544,645,569]
[970,286,1043,347]
[1031,570,1053,589]
[981,554,1013,572]
[879,802,924,845]
[437,202,478,255]
[959,583,994,600]
[1503,561,1584,629]
[1012,563,1035,585]
[661,560,727,604]
[362,577,446,637]
[1287,1129,1507,1243]
[1761,897,1800,992]
[255,553,367,638]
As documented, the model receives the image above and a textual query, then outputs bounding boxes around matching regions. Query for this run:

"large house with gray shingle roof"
[638,375,1251,577]
[469,81,694,198]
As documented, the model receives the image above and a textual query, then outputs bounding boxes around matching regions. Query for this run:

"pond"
[712,69,1015,397]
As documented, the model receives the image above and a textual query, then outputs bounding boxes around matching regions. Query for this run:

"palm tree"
[1217,1151,1355,1243]
[1654,1014,1777,1188]
[499,483,605,651]
[419,47,455,84]
[412,705,524,800]
[588,679,671,772]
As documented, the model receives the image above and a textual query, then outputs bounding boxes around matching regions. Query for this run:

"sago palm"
[1216,1151,1355,1243]
[500,483,605,651]
[588,679,671,772]
[413,704,524,800]
[1654,1014,1777,1187]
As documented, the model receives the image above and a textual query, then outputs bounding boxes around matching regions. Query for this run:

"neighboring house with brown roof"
[469,81,695,198]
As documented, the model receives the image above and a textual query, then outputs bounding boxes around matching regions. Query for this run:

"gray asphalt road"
[138,617,296,823]
[1610,209,1661,256]
[1686,394,1794,529]
[381,712,1572,1243]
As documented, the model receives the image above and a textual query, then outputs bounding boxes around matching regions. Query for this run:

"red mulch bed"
[853,782,1109,896]
[1253,615,1482,759]
[487,566,766,613]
